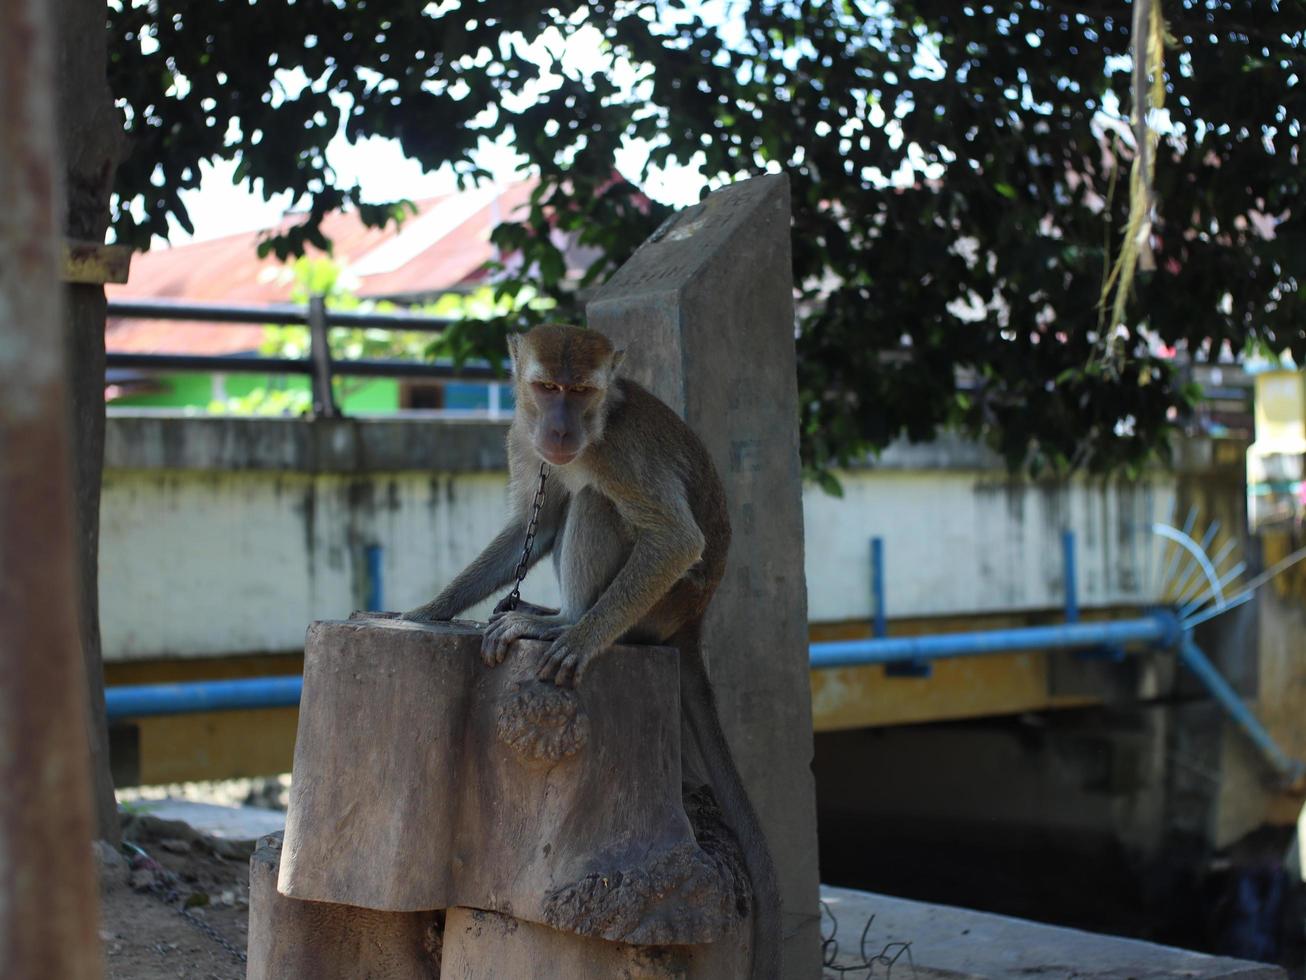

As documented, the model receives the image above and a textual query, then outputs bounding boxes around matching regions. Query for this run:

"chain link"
[126,842,248,965]
[503,461,550,612]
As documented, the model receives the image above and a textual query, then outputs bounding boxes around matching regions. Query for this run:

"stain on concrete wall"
[100,469,562,659]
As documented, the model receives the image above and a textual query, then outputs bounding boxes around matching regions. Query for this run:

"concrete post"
[587,173,821,977]
[0,0,102,975]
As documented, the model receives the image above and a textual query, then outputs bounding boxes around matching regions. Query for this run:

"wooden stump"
[442,907,688,980]
[277,618,750,949]
[247,832,441,979]
[439,905,748,980]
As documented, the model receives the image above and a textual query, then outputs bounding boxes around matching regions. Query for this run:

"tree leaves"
[109,1,1306,482]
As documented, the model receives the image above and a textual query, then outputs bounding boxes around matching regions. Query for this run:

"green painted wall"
[111,372,399,413]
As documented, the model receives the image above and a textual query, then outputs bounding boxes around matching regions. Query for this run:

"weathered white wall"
[99,416,1197,661]
[101,469,562,660]
[803,472,1177,623]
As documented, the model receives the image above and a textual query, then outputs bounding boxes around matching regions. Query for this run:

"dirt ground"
[99,814,253,980]
[96,801,880,979]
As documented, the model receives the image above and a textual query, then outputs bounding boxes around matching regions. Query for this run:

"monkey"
[403,323,779,979]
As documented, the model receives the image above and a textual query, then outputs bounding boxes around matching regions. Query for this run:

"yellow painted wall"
[809,612,1113,731]
[129,708,299,786]
[1252,370,1306,454]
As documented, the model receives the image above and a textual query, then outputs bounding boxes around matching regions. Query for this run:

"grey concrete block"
[820,886,1285,980]
[105,415,510,473]
[589,173,821,978]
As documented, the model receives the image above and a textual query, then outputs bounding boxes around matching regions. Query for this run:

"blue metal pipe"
[101,614,1304,786]
[870,537,887,639]
[106,676,302,721]
[809,613,1177,670]
[1061,529,1079,624]
[109,617,1173,718]
[365,544,384,611]
[1177,636,1306,783]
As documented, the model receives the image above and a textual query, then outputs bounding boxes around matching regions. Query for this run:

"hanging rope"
[1097,0,1167,368]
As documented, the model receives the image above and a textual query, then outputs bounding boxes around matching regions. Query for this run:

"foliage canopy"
[108,1,1306,483]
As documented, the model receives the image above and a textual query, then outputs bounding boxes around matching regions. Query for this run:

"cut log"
[278,618,748,947]
[442,906,687,979]
[248,832,441,980]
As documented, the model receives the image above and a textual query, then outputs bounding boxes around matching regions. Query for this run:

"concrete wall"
[100,416,1223,662]
[804,461,1171,623]
[102,416,548,660]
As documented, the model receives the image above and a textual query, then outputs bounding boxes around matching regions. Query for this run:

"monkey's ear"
[610,348,626,375]
[506,332,522,365]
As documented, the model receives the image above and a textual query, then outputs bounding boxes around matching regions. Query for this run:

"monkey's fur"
[404,324,779,977]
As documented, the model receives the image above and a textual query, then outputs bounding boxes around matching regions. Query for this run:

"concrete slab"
[127,798,286,840]
[104,415,511,474]
[819,886,1285,980]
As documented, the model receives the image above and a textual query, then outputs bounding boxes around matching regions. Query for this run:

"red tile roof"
[106,180,537,355]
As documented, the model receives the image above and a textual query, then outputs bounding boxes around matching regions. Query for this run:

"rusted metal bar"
[0,0,102,976]
[307,295,339,418]
[334,358,499,380]
[109,353,314,375]
[108,296,457,330]
[106,353,502,380]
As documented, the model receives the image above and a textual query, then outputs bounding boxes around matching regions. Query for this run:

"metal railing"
[106,297,504,417]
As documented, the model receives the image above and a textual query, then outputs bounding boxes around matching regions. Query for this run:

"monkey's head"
[508,324,624,466]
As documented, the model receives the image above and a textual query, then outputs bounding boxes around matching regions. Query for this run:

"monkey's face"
[522,378,607,465]
[508,325,623,466]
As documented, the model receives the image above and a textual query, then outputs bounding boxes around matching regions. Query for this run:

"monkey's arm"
[538,479,704,686]
[402,491,566,622]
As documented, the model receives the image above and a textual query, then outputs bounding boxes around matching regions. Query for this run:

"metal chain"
[820,900,915,979]
[504,461,550,612]
[125,842,248,965]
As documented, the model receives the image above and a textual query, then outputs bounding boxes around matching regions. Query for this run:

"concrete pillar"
[588,173,821,976]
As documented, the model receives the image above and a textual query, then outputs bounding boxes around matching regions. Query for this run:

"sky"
[165,17,726,246]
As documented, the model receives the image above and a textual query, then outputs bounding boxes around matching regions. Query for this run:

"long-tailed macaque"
[403,323,778,978]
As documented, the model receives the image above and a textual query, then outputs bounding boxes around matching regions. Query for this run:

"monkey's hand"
[536,626,606,689]
[489,596,561,620]
[481,611,567,668]
[399,601,456,624]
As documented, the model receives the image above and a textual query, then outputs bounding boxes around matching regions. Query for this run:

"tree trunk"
[0,0,103,975]
[53,0,124,843]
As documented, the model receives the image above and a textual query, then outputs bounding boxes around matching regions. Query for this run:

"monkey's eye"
[536,381,561,392]
[570,384,594,395]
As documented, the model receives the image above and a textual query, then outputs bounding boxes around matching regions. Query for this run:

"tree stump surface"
[278,617,749,946]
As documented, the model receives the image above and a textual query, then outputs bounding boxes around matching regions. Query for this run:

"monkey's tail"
[673,624,781,980]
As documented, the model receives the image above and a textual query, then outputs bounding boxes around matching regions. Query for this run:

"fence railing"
[106,297,503,417]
